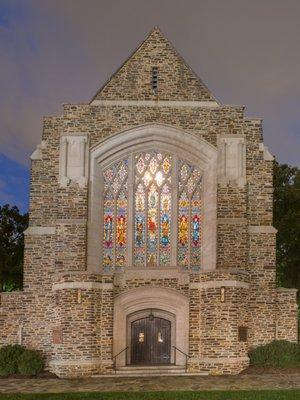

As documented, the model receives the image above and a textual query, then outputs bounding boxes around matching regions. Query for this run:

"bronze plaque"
[52,327,63,344]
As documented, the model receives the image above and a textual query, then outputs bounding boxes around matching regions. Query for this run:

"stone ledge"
[190,280,249,289]
[189,356,249,364]
[90,100,220,108]
[52,282,113,291]
[249,225,277,234]
[30,140,46,160]
[259,143,274,161]
[277,287,298,292]
[24,226,56,235]
[49,358,104,366]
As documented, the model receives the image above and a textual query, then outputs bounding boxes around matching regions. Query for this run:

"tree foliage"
[273,162,300,295]
[0,204,28,291]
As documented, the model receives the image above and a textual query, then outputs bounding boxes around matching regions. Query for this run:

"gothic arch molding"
[87,123,217,272]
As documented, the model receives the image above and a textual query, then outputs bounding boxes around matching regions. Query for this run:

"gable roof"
[91,27,218,103]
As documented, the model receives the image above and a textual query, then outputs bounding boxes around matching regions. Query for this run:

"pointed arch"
[87,123,217,272]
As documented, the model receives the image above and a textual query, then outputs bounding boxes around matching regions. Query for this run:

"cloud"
[0,0,299,166]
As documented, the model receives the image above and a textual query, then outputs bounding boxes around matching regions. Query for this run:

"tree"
[0,204,28,291]
[273,162,300,296]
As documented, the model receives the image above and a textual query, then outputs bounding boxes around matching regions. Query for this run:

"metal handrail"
[173,345,190,373]
[113,346,128,374]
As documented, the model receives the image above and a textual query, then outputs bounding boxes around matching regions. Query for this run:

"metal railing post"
[172,345,190,373]
[112,346,128,374]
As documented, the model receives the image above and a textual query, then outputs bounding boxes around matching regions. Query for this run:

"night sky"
[0,0,299,213]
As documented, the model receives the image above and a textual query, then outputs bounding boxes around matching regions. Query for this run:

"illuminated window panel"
[160,184,171,265]
[101,152,202,270]
[102,159,128,271]
[134,152,172,268]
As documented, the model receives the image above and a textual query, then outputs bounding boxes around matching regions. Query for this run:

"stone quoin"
[0,27,297,378]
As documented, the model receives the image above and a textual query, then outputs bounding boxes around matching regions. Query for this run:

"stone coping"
[52,282,113,291]
[277,287,298,292]
[249,225,277,234]
[24,226,56,235]
[90,100,220,108]
[190,280,249,289]
[52,267,249,279]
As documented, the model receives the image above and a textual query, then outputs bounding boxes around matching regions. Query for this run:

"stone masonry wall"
[188,271,250,375]
[0,28,297,378]
[276,288,298,342]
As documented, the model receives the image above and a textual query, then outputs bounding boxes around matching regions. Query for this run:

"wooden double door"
[131,316,171,365]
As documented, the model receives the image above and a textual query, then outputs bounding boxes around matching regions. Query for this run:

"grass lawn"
[0,391,299,400]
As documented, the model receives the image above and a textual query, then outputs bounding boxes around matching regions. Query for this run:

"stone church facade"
[0,28,298,377]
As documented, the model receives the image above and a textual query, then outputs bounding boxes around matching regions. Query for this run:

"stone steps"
[115,365,186,376]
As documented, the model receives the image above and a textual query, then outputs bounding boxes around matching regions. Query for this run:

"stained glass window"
[101,152,202,270]
[178,160,202,269]
[102,159,128,270]
[134,152,172,267]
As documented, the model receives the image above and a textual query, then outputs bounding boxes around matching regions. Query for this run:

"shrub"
[0,344,25,376]
[17,349,43,376]
[249,340,300,368]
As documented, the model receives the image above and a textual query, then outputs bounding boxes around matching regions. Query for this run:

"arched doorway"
[128,309,174,365]
[113,287,189,368]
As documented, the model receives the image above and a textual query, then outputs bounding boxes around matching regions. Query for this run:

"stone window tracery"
[101,150,202,270]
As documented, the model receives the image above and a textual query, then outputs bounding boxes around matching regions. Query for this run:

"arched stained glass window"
[101,151,202,270]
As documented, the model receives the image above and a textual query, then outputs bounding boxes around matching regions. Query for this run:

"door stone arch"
[113,286,189,367]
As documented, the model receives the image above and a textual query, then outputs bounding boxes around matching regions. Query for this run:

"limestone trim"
[24,226,56,235]
[217,135,246,187]
[49,359,103,366]
[52,270,106,279]
[249,225,277,234]
[88,123,217,272]
[113,287,189,367]
[90,100,220,108]
[30,140,46,161]
[277,287,298,293]
[189,356,249,364]
[52,282,113,291]
[259,143,274,161]
[59,133,89,187]
[190,280,249,289]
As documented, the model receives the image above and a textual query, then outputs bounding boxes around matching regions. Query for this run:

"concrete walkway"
[0,370,300,393]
